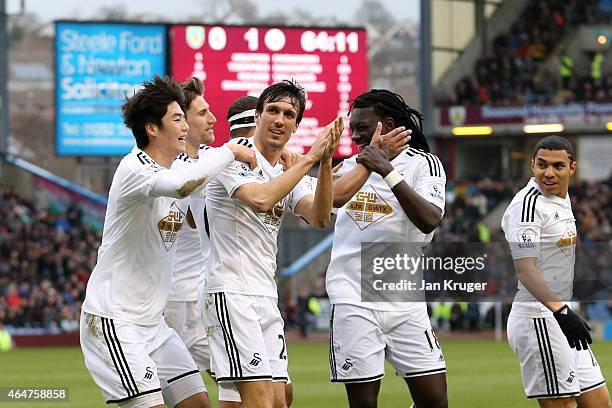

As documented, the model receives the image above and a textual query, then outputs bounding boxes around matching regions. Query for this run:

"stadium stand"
[0,186,100,333]
[436,178,518,242]
[442,0,611,106]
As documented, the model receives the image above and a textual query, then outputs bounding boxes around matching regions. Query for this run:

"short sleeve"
[215,161,263,197]
[120,159,166,200]
[412,154,446,212]
[288,175,317,214]
[502,200,542,259]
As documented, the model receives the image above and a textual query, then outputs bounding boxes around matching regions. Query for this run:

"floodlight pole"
[420,0,434,144]
[0,0,9,160]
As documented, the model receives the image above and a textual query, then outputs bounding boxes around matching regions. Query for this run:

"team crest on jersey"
[346,185,392,230]
[556,221,577,256]
[157,202,185,251]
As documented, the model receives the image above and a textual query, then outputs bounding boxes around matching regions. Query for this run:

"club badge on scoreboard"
[186,26,205,49]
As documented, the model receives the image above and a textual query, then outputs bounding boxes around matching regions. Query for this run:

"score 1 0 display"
[171,25,369,158]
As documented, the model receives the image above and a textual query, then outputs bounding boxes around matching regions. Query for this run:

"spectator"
[442,0,606,106]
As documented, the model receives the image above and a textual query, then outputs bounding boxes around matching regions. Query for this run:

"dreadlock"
[349,89,429,152]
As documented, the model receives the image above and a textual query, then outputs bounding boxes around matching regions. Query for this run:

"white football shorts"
[164,300,211,372]
[507,312,606,399]
[203,292,289,384]
[329,303,446,383]
[80,311,205,407]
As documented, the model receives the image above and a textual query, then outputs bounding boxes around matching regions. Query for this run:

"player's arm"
[513,257,565,312]
[356,145,442,234]
[233,119,338,213]
[293,118,343,228]
[149,144,256,199]
[513,257,592,350]
[332,124,411,207]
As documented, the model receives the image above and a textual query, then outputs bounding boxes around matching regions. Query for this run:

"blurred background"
[0,0,611,406]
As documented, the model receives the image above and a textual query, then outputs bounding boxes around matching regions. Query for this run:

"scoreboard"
[54,22,369,158]
[170,25,368,158]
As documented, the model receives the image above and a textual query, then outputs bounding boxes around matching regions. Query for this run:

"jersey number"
[278,334,287,360]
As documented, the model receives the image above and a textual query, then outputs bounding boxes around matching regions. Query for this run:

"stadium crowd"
[436,178,518,242]
[0,176,610,333]
[444,0,611,106]
[0,186,100,332]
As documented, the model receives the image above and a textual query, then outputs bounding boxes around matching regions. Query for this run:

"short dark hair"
[227,96,258,120]
[256,80,306,124]
[349,89,430,152]
[122,75,185,149]
[532,136,575,162]
[181,77,204,113]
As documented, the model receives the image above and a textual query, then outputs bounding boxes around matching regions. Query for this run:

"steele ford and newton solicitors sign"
[55,22,166,156]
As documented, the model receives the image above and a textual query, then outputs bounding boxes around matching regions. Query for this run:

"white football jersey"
[326,147,446,311]
[168,151,206,302]
[83,147,190,325]
[204,137,315,298]
[501,178,577,317]
[189,146,215,291]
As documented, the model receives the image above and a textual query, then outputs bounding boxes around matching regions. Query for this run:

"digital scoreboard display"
[170,25,368,158]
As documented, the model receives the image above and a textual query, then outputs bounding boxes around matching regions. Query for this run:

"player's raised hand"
[323,116,344,161]
[356,145,394,177]
[225,144,257,170]
[370,123,411,157]
[280,149,301,171]
[305,121,333,161]
[553,304,592,350]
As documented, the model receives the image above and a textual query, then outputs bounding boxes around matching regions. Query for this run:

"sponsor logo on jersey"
[249,353,263,368]
[346,185,393,230]
[557,221,577,256]
[258,197,286,233]
[144,367,155,381]
[157,202,185,251]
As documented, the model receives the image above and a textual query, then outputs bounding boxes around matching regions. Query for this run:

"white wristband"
[384,169,403,189]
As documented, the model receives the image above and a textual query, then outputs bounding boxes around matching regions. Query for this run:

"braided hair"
[349,89,429,152]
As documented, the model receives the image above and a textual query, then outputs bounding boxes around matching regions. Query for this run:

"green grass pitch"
[0,340,610,407]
